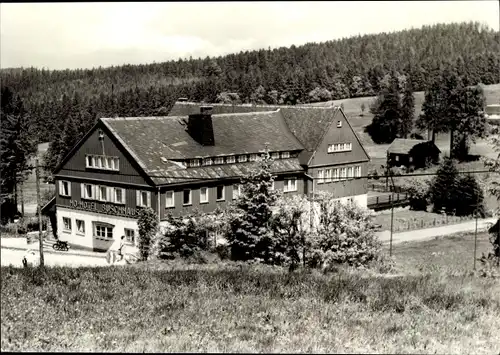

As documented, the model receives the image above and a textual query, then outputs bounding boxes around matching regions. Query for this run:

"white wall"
[56,206,139,251]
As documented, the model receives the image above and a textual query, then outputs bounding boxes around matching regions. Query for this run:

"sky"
[1,1,499,70]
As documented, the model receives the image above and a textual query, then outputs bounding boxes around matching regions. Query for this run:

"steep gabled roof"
[100,110,305,185]
[387,138,440,155]
[168,101,338,151]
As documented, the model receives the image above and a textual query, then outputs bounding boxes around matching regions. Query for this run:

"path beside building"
[376,217,497,245]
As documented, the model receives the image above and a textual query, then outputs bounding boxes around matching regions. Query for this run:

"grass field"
[1,232,499,353]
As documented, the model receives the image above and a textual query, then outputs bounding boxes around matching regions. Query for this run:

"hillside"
[1,21,499,174]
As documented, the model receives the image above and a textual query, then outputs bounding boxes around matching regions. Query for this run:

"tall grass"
[2,264,499,353]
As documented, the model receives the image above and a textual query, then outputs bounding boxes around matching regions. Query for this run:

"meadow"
[1,231,499,353]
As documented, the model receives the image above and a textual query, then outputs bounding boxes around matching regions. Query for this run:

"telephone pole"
[35,157,44,267]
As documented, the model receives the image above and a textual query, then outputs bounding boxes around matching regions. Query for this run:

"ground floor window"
[76,219,85,235]
[125,228,136,245]
[94,223,114,239]
[62,217,72,232]
[284,178,297,192]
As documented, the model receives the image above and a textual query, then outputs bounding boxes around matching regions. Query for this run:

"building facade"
[52,102,370,252]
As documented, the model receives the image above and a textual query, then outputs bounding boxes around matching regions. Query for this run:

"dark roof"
[168,101,339,151]
[149,158,304,185]
[387,138,440,155]
[101,111,304,183]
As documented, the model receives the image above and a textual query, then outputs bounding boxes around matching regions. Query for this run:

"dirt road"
[376,217,497,245]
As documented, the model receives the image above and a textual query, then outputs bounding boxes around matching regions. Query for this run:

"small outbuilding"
[387,138,440,170]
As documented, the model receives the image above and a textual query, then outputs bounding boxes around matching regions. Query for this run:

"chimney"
[178,97,188,102]
[186,106,215,146]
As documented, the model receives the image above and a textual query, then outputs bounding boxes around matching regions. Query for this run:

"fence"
[389,214,479,233]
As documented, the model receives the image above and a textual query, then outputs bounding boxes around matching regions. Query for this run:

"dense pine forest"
[1,22,499,175]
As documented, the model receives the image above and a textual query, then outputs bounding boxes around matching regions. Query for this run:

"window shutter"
[81,183,85,199]
[92,185,96,200]
[121,188,126,204]
[147,192,151,207]
[136,190,141,206]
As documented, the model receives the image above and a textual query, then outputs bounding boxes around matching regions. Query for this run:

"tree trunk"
[431,129,436,143]
[449,129,454,159]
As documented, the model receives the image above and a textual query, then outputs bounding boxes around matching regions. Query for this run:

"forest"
[0,21,499,177]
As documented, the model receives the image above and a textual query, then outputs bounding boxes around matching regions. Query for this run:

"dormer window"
[86,154,119,171]
[227,156,236,164]
[214,157,224,164]
[271,152,279,159]
[189,159,200,167]
[238,155,248,163]
[281,151,290,159]
[202,158,212,166]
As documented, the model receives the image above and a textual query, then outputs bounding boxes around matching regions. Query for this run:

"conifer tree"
[428,157,460,214]
[455,174,486,217]
[226,152,279,262]
[367,71,401,143]
[400,80,415,138]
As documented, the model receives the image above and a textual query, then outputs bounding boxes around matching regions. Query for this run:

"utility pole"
[389,174,396,257]
[35,157,45,267]
[473,186,479,271]
[20,181,25,217]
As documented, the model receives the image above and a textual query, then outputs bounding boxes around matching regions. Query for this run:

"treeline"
[0,22,499,171]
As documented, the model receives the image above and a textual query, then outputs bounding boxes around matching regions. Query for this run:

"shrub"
[429,157,460,214]
[137,207,158,261]
[404,178,430,211]
[306,192,382,269]
[155,212,211,260]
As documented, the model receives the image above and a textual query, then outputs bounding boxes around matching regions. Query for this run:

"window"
[355,166,361,178]
[200,187,209,204]
[318,170,324,184]
[409,157,413,163]
[76,220,85,235]
[281,151,290,159]
[183,189,192,205]
[125,228,135,244]
[85,154,119,171]
[214,157,224,164]
[202,158,212,166]
[325,169,332,182]
[284,178,297,192]
[348,167,354,179]
[337,120,342,128]
[94,223,113,239]
[271,152,280,159]
[226,156,236,164]
[189,159,200,167]
[249,154,258,162]
[63,217,71,232]
[114,188,125,204]
[136,191,151,207]
[238,155,248,163]
[98,186,109,202]
[166,191,175,208]
[395,155,399,162]
[270,180,275,191]
[216,185,225,201]
[59,180,71,197]
[328,143,352,153]
[340,168,347,180]
[233,184,241,200]
[333,168,340,181]
[81,184,95,199]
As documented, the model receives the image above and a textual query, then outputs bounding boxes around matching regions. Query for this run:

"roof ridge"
[174,101,339,110]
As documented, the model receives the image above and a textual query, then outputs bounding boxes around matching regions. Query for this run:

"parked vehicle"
[52,240,69,251]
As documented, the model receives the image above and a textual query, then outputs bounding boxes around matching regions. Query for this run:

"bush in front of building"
[306,192,381,269]
[137,207,158,261]
[155,212,212,260]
